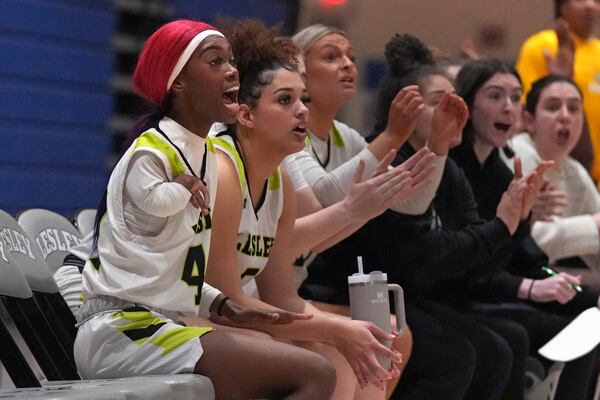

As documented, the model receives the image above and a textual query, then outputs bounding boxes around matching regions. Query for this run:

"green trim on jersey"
[212,137,247,193]
[113,310,166,328]
[268,167,281,190]
[134,131,186,177]
[149,325,213,355]
[331,123,345,148]
[206,136,216,153]
[304,122,345,148]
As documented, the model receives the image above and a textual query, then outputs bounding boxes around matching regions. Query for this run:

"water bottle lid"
[348,270,387,285]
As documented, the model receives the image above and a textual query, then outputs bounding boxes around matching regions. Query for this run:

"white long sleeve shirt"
[511,133,600,270]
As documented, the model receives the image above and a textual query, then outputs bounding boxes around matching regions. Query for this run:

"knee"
[431,332,476,385]
[490,335,513,374]
[476,332,513,386]
[303,353,337,399]
[504,322,529,364]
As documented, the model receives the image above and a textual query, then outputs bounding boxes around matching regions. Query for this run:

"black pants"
[472,314,530,400]
[471,302,598,400]
[391,300,512,400]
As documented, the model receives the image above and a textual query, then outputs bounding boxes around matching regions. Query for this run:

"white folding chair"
[2,209,215,398]
[16,209,83,275]
[525,362,564,400]
[71,209,97,237]
[0,210,78,358]
[0,242,214,398]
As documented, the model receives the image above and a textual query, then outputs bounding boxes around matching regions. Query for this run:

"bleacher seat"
[71,209,97,237]
[525,362,564,400]
[16,209,82,275]
[0,225,214,398]
[0,210,77,360]
[0,232,78,381]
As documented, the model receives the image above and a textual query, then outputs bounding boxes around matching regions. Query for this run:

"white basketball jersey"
[81,118,218,316]
[212,134,284,287]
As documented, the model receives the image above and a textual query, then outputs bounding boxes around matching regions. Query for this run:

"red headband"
[132,20,221,106]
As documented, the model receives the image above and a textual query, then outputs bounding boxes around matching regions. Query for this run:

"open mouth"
[341,76,354,84]
[222,87,239,105]
[557,127,570,141]
[494,122,511,132]
[293,126,307,135]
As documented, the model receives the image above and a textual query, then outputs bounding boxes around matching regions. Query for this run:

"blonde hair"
[292,24,347,55]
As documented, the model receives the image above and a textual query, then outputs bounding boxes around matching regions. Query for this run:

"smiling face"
[412,74,456,148]
[303,33,357,107]
[245,68,310,156]
[526,81,583,164]
[174,35,240,125]
[470,73,523,149]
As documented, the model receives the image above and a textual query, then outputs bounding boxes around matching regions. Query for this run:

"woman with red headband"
[74,20,336,400]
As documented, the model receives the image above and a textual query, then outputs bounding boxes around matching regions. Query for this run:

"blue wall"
[0,0,115,217]
[0,0,298,217]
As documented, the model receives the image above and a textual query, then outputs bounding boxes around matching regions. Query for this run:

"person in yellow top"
[516,0,600,180]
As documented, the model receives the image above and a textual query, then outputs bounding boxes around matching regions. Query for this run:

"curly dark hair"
[384,33,435,77]
[224,19,299,108]
[373,33,441,133]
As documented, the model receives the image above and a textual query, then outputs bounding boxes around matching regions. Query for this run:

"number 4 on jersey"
[181,245,206,305]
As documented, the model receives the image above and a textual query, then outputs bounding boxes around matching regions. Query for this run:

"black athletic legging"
[391,300,512,400]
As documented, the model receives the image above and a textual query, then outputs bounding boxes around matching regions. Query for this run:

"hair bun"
[226,19,297,81]
[384,33,434,77]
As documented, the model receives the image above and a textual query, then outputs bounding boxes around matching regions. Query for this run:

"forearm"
[140,183,190,217]
[126,154,190,217]
[531,216,599,262]
[229,289,338,344]
[312,218,366,254]
[422,219,511,279]
[367,130,407,160]
[291,201,354,257]
[297,149,379,207]
[466,271,524,302]
[198,283,223,318]
[389,154,446,215]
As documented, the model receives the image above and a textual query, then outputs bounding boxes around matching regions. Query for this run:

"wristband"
[527,280,535,300]
[216,296,229,317]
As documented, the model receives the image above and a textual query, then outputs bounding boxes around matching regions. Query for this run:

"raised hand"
[347,149,436,220]
[332,319,403,390]
[174,173,210,215]
[213,298,313,326]
[460,37,481,60]
[427,93,469,155]
[496,178,528,235]
[386,85,425,143]
[530,181,569,223]
[530,273,582,304]
[544,18,575,78]
[344,158,411,221]
[513,158,554,220]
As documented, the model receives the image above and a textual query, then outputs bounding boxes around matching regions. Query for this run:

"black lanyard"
[232,135,268,217]
[311,135,331,169]
[155,125,207,185]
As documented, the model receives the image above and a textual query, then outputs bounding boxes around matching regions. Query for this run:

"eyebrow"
[273,87,294,94]
[427,90,453,96]
[199,45,224,55]
[483,85,521,92]
[319,43,341,50]
[544,96,581,102]
[319,43,353,52]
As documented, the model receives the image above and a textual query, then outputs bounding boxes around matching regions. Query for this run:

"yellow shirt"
[516,29,600,180]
